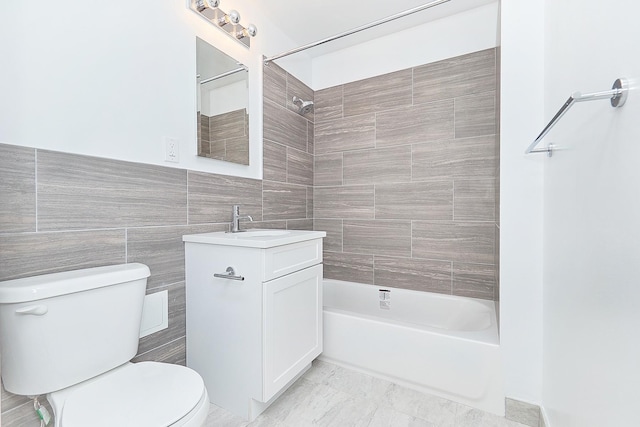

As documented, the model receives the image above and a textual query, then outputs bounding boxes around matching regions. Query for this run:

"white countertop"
[182,229,326,249]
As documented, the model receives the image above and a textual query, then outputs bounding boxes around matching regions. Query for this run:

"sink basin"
[237,230,290,238]
[183,229,326,249]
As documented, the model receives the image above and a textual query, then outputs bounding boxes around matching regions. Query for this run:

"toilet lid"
[60,362,205,427]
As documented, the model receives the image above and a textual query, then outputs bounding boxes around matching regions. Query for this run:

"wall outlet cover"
[164,137,180,163]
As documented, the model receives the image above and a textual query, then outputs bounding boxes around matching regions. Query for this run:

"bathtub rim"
[322,278,500,345]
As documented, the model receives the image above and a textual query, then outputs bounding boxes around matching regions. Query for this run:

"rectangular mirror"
[196,37,249,165]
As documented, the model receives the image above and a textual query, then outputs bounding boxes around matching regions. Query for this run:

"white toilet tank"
[0,263,150,396]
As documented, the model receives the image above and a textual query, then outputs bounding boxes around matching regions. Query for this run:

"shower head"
[292,96,314,115]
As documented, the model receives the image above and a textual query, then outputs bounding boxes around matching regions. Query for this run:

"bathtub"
[320,279,505,415]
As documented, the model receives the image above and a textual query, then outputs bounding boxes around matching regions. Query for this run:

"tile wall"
[198,109,250,165]
[313,48,499,300]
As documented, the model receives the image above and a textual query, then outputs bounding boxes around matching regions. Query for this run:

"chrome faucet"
[230,205,253,233]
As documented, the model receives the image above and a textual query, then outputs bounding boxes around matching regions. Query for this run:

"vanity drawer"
[263,238,322,281]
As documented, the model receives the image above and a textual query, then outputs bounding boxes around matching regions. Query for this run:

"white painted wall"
[205,80,248,117]
[498,0,544,404]
[0,0,310,179]
[541,1,640,425]
[311,2,499,90]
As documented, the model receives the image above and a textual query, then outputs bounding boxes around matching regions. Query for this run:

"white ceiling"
[256,0,497,57]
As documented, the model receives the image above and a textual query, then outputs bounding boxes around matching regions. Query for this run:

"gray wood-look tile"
[137,282,186,355]
[454,178,495,221]
[198,113,211,157]
[263,181,307,220]
[244,220,287,230]
[0,229,125,281]
[263,99,308,152]
[413,48,496,103]
[505,398,541,427]
[323,251,374,284]
[375,100,455,148]
[343,220,411,258]
[287,148,313,186]
[127,223,228,290]
[209,139,225,160]
[315,86,343,122]
[314,185,374,219]
[374,256,452,295]
[287,72,315,122]
[412,221,494,264]
[224,135,250,166]
[210,109,247,140]
[412,135,497,181]
[343,69,412,117]
[455,91,496,139]
[37,150,187,230]
[343,146,411,185]
[375,180,453,220]
[315,113,376,155]
[287,219,313,231]
[133,336,186,366]
[263,61,287,107]
[0,144,35,233]
[452,262,495,300]
[308,123,315,155]
[306,187,314,219]
[314,153,343,187]
[313,219,343,252]
[188,171,262,224]
[264,140,287,183]
[0,398,50,427]
[1,385,31,415]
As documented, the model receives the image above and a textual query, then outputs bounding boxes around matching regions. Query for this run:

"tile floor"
[203,360,528,427]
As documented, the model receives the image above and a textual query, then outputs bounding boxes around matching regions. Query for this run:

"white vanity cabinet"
[183,230,325,421]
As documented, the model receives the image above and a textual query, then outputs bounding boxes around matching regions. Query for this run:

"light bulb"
[235,24,258,39]
[219,10,240,26]
[196,0,219,12]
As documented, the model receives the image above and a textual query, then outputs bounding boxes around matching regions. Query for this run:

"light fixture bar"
[189,0,257,48]
[264,0,450,63]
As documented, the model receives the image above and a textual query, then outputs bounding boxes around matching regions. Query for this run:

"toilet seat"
[48,362,209,427]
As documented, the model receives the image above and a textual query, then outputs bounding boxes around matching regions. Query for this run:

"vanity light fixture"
[189,0,257,48]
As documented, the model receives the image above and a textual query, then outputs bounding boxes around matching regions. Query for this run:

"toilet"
[0,263,210,427]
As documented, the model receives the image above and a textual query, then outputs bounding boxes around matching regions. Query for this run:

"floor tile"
[204,361,528,427]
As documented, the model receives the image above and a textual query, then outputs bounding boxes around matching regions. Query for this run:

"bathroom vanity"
[183,229,325,421]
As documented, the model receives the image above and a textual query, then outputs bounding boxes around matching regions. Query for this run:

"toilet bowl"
[48,362,210,427]
[0,263,209,427]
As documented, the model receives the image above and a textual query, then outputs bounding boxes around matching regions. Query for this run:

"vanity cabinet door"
[262,264,323,401]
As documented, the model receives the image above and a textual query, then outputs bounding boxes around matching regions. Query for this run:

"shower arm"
[263,0,450,64]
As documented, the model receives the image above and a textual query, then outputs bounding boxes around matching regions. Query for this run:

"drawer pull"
[214,266,245,281]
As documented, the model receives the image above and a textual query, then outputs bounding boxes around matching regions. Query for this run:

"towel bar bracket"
[610,78,628,107]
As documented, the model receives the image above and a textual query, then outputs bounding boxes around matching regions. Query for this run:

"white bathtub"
[320,279,505,415]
